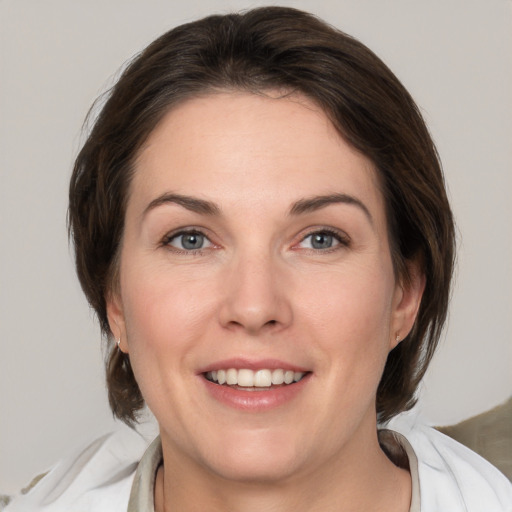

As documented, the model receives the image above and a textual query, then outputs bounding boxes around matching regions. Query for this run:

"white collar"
[127,431,421,512]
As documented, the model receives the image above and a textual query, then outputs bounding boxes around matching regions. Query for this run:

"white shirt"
[3,418,511,512]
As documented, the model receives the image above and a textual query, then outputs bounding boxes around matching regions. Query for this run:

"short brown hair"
[68,6,455,425]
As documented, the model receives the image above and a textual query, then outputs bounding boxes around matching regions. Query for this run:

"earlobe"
[106,292,128,353]
[390,261,426,350]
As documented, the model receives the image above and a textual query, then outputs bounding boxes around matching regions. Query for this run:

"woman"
[5,6,511,512]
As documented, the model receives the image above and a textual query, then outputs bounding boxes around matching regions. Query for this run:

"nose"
[218,249,293,335]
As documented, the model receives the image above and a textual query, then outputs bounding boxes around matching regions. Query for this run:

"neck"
[154,425,411,512]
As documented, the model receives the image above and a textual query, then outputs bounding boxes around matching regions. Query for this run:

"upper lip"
[197,358,310,374]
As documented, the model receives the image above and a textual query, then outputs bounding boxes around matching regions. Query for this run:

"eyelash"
[161,227,350,255]
[295,228,350,253]
[161,229,214,255]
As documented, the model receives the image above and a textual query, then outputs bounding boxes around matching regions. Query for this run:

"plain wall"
[1,0,511,494]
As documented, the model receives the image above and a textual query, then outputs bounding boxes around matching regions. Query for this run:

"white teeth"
[284,370,294,384]
[271,369,285,385]
[254,369,272,387]
[206,368,306,387]
[226,368,238,385]
[238,369,254,387]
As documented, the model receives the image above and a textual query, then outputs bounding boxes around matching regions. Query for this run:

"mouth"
[204,368,308,390]
[200,363,311,410]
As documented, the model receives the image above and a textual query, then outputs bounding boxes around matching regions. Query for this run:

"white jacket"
[3,418,511,511]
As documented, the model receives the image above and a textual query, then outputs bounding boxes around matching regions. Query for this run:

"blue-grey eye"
[299,231,342,250]
[168,231,211,250]
[311,233,334,249]
[181,233,204,250]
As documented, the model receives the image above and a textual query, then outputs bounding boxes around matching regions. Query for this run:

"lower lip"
[201,374,310,411]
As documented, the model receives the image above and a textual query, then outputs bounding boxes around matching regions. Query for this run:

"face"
[108,92,423,484]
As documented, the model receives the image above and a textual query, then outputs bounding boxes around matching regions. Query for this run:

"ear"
[106,291,128,353]
[389,260,426,350]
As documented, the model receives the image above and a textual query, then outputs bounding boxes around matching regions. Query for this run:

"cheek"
[118,266,219,420]
[120,261,218,371]
[297,262,395,373]
[299,260,394,331]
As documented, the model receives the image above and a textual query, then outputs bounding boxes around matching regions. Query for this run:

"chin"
[209,453,303,484]
[200,428,306,484]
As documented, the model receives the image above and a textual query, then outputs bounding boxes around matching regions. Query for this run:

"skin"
[107,92,425,512]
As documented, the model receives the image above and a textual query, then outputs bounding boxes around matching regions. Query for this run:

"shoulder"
[3,428,149,512]
[389,413,512,512]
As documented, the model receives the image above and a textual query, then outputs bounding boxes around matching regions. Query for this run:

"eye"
[165,230,213,251]
[297,229,348,251]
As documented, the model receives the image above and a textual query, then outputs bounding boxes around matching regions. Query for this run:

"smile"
[205,368,307,388]
[201,364,311,410]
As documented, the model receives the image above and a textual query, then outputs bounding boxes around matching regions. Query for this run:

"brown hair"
[68,6,455,425]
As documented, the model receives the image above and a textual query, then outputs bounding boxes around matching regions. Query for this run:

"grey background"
[1,0,511,494]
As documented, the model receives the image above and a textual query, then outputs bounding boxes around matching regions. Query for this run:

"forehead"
[131,92,384,219]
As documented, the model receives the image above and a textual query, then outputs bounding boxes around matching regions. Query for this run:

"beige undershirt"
[127,432,421,512]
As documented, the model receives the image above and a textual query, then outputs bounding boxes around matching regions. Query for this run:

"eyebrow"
[289,193,373,224]
[143,192,372,224]
[143,193,221,217]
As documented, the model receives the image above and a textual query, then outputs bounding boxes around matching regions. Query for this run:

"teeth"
[254,369,272,387]
[271,369,284,385]
[226,368,238,385]
[238,369,254,387]
[205,368,306,387]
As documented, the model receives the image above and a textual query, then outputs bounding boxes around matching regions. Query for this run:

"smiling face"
[107,92,423,486]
